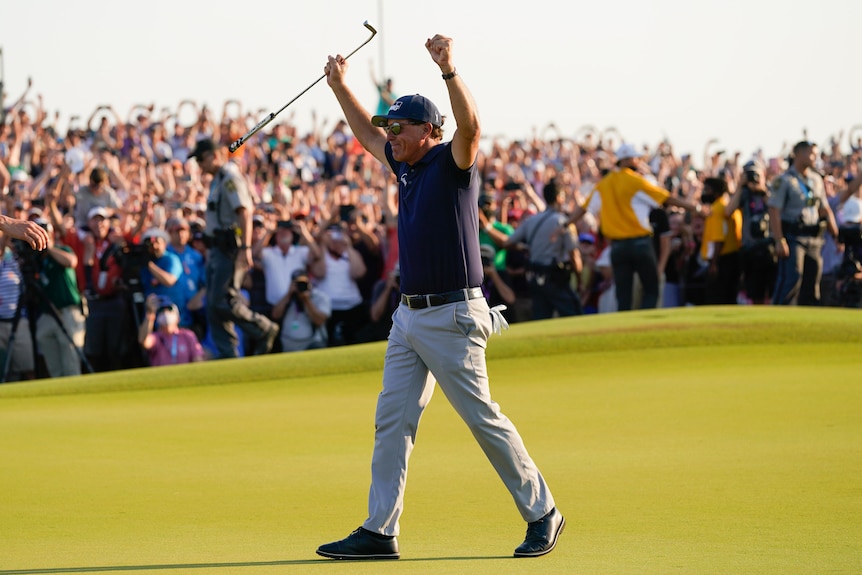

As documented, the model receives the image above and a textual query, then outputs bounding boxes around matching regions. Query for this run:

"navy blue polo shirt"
[385,141,483,295]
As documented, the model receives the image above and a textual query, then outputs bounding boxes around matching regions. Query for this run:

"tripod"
[1,272,94,383]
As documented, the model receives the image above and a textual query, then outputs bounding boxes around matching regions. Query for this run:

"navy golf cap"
[371,94,442,128]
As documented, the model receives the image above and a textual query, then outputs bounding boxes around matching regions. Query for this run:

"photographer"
[139,227,183,305]
[57,207,124,372]
[31,219,86,378]
[726,161,776,304]
[271,269,330,353]
[0,236,35,381]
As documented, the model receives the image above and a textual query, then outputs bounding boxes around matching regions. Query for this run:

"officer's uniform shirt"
[205,162,253,233]
[768,167,826,227]
[506,209,578,267]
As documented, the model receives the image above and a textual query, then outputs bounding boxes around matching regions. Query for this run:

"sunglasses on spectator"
[382,121,425,135]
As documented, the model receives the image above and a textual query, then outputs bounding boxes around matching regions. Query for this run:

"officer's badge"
[225,179,237,194]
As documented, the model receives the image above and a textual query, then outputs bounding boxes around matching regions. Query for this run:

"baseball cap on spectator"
[188,138,217,161]
[478,193,494,207]
[371,94,442,128]
[578,233,596,245]
[141,227,170,242]
[615,143,642,161]
[27,207,43,221]
[166,217,190,230]
[743,160,762,171]
[291,268,308,281]
[276,220,295,231]
[253,214,266,227]
[88,207,111,220]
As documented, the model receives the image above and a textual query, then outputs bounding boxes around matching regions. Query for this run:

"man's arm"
[0,214,49,250]
[426,35,480,170]
[46,245,77,269]
[768,206,788,258]
[657,233,672,276]
[146,262,178,287]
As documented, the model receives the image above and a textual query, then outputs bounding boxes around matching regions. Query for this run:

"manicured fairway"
[1,307,860,575]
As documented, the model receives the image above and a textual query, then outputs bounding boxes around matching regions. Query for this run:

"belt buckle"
[405,294,424,309]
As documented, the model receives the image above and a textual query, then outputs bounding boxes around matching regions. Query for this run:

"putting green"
[1,306,860,575]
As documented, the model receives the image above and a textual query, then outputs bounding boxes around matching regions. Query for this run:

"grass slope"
[0,306,860,575]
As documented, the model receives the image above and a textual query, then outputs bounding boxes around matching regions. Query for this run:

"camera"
[112,242,155,290]
[745,169,761,184]
[749,213,770,240]
[11,238,42,277]
[296,279,309,293]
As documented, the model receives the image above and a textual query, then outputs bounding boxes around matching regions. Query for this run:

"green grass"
[1,306,860,575]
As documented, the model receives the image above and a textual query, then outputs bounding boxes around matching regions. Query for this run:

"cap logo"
[390,101,403,112]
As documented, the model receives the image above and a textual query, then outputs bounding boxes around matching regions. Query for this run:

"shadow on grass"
[1,556,514,574]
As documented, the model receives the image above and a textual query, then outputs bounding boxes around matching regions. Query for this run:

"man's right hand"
[775,238,789,258]
[324,54,348,88]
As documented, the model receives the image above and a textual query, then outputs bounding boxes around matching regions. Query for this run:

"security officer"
[768,140,839,306]
[504,179,582,319]
[189,139,278,358]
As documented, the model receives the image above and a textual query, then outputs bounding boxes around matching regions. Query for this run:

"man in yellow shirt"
[701,177,742,304]
[569,144,701,311]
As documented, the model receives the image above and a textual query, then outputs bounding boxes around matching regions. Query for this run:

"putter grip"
[229,113,276,153]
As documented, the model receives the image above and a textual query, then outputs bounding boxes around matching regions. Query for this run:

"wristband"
[441,69,457,80]
[239,244,250,249]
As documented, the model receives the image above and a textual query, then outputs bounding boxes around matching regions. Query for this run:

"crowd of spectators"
[2,78,861,381]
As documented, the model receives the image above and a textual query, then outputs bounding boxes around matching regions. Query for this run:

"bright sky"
[2,0,859,164]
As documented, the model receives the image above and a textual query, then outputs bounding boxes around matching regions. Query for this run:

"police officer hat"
[188,138,217,160]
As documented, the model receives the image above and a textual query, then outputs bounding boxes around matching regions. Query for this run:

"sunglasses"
[382,121,425,135]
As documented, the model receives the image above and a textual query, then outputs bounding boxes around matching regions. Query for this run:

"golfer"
[316,34,564,560]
